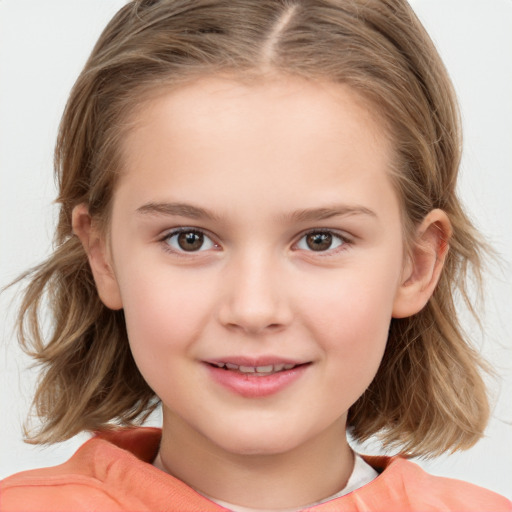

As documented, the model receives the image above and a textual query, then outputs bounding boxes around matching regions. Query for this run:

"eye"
[296,230,346,252]
[163,228,216,253]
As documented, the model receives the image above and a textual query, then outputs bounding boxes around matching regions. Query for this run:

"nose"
[217,250,293,335]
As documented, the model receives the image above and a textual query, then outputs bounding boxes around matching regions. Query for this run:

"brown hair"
[16,0,489,456]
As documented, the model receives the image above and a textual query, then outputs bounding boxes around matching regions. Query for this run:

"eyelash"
[160,227,219,256]
[294,229,351,255]
[159,227,352,256]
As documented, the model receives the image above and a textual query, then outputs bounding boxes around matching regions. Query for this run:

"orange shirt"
[1,427,510,512]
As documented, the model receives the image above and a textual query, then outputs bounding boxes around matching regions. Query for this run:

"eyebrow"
[136,202,221,221]
[285,205,377,223]
[136,201,377,222]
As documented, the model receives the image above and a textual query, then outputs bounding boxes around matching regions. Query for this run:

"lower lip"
[205,364,309,398]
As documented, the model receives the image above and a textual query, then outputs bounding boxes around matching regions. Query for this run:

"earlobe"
[392,209,452,319]
[72,204,123,310]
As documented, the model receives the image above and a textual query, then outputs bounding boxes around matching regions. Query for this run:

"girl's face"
[104,76,408,455]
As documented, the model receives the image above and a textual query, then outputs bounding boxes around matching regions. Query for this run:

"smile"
[205,359,311,398]
[209,362,299,375]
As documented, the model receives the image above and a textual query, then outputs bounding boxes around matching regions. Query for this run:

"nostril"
[222,320,285,335]
[216,294,293,334]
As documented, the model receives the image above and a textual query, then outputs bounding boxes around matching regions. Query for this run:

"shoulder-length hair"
[17,0,489,456]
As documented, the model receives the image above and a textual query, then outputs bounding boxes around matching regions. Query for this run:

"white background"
[1,0,511,499]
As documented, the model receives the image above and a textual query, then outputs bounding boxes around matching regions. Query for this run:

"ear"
[392,209,452,318]
[72,204,123,310]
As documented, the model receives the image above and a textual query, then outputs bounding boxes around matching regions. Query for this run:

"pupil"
[306,232,332,251]
[178,231,204,251]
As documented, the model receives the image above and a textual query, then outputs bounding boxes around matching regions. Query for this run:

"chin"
[210,423,311,457]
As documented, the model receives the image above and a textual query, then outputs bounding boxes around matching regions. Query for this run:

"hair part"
[17,0,490,456]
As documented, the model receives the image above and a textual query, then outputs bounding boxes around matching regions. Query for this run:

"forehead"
[115,75,398,220]
[126,74,391,152]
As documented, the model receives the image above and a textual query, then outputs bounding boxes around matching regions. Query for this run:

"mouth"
[207,361,307,376]
[204,358,311,397]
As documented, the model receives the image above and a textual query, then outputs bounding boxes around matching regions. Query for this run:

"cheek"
[116,266,215,363]
[297,268,399,380]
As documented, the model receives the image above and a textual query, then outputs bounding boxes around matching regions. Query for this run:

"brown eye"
[306,232,333,251]
[296,231,345,253]
[164,229,215,253]
[177,231,204,251]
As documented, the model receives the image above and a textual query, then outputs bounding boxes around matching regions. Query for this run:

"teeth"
[256,365,273,373]
[239,365,256,373]
[212,362,297,374]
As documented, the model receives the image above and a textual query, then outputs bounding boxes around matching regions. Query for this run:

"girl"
[1,0,511,510]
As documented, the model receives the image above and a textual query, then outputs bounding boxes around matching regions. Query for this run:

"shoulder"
[1,473,125,512]
[347,455,512,511]
[0,427,223,512]
[316,455,511,511]
[1,454,127,512]
[0,429,144,512]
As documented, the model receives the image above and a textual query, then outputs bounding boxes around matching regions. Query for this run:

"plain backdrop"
[1,0,511,499]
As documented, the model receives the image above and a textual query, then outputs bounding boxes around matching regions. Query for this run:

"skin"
[73,75,450,510]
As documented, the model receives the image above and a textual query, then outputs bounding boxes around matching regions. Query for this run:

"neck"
[154,410,354,510]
